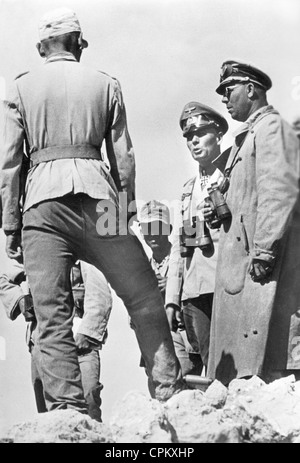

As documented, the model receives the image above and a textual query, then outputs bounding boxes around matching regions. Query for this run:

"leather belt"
[30,144,102,167]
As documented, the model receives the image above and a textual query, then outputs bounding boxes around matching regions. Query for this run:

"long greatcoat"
[207,105,300,385]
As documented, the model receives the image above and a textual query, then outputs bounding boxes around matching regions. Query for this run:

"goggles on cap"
[219,63,266,91]
[182,114,219,137]
[220,63,241,81]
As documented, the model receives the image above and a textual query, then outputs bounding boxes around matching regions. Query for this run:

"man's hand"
[74,333,98,355]
[250,258,273,282]
[165,304,184,332]
[202,201,214,223]
[156,274,167,292]
[5,232,23,263]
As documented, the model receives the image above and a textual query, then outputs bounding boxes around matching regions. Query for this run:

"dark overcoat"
[207,105,300,385]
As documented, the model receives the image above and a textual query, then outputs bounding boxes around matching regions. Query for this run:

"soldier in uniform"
[138,200,203,392]
[0,257,112,422]
[207,60,300,385]
[165,102,229,375]
[0,8,184,416]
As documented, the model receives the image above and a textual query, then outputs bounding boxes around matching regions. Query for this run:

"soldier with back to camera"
[0,7,184,417]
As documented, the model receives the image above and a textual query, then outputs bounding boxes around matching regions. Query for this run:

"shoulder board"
[14,71,30,80]
[96,70,121,91]
[96,69,117,80]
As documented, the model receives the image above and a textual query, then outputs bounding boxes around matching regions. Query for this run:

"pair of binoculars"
[204,181,231,229]
[179,217,213,258]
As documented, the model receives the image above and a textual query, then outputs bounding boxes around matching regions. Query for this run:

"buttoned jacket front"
[165,170,222,308]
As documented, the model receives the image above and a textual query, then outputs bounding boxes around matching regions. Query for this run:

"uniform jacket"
[0,258,27,319]
[207,105,300,384]
[0,257,35,350]
[0,52,135,231]
[165,170,223,308]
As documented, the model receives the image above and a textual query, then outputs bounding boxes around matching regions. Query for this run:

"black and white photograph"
[0,0,299,445]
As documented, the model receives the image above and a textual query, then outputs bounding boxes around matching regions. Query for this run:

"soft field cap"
[139,200,171,226]
[38,7,87,45]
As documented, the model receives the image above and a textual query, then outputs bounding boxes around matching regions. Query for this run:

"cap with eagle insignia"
[179,101,228,137]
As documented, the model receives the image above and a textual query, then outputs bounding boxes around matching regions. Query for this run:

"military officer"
[208,60,300,385]
[165,102,229,374]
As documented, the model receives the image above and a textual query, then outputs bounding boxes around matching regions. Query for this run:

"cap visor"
[215,84,224,95]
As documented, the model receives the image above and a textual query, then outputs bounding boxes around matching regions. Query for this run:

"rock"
[227,375,266,402]
[223,375,300,443]
[3,375,300,443]
[204,380,228,408]
[3,409,113,443]
[164,389,242,443]
[109,390,172,443]
[246,376,300,442]
[222,401,283,443]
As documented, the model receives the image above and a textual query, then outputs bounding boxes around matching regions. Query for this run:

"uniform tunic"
[0,52,135,231]
[166,169,223,307]
[165,169,223,366]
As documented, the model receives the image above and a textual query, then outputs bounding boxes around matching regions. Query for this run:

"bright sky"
[0,0,299,431]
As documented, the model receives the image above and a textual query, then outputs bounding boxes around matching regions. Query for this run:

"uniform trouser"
[171,329,203,377]
[31,341,103,421]
[30,343,47,413]
[79,350,102,422]
[22,194,183,413]
[182,293,213,371]
[140,328,202,398]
